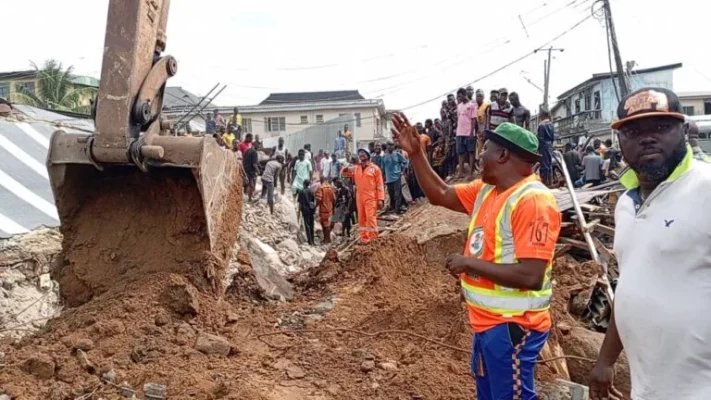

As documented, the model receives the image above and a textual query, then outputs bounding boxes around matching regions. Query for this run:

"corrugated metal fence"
[262,114,358,155]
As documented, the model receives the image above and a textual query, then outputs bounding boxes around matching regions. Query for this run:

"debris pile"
[0,228,62,339]
[0,183,630,399]
[240,192,329,274]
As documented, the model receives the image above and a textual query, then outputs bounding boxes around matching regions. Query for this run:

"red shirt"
[239,141,252,154]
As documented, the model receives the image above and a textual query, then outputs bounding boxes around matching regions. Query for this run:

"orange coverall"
[353,162,385,243]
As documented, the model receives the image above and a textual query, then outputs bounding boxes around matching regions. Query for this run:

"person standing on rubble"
[297,179,317,245]
[261,155,284,214]
[292,149,313,197]
[332,178,354,237]
[582,146,603,186]
[563,142,583,184]
[273,137,290,195]
[537,109,555,186]
[243,140,260,202]
[381,141,408,214]
[392,114,561,400]
[589,88,711,400]
[315,177,336,244]
[353,148,385,243]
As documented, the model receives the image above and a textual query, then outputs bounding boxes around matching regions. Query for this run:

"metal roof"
[163,86,204,110]
[0,106,94,238]
[556,63,683,101]
[260,90,364,105]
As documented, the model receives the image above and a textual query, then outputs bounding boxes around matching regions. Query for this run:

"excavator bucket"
[45,0,242,306]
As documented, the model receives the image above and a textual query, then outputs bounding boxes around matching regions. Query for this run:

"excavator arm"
[46,0,242,307]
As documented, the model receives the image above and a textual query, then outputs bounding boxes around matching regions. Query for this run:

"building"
[219,90,386,146]
[0,70,99,110]
[550,63,682,143]
[678,91,711,116]
[0,104,96,237]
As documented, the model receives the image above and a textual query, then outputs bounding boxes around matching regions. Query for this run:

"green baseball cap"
[484,122,540,162]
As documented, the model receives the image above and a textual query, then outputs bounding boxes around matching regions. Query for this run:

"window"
[264,117,285,132]
[574,99,581,114]
[593,91,601,110]
[316,115,324,124]
[705,102,711,115]
[584,92,591,111]
[682,106,695,116]
[300,115,308,124]
[242,118,252,133]
[16,82,35,96]
[339,113,347,117]
[355,112,361,127]
[0,85,9,99]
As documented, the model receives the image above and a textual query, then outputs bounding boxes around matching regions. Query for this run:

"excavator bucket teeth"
[47,134,242,307]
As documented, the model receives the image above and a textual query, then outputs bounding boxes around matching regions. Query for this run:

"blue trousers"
[539,143,553,184]
[471,323,549,400]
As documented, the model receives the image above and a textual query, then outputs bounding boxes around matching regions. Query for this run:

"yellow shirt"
[222,133,236,148]
[230,114,242,127]
[477,101,489,132]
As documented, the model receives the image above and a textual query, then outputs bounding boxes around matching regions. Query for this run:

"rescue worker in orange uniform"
[353,148,385,243]
[392,114,561,400]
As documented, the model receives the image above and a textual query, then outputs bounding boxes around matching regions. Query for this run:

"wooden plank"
[554,244,573,258]
[559,237,590,252]
[580,203,601,211]
[593,223,615,236]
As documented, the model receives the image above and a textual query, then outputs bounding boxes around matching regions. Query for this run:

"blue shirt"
[335,136,346,151]
[381,152,408,183]
[537,121,555,143]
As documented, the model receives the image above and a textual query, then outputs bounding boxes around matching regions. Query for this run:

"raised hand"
[390,113,421,156]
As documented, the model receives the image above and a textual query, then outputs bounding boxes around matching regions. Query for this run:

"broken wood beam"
[592,223,615,236]
[558,237,590,252]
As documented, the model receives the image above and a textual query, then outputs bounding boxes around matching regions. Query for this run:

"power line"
[239,13,595,129]
[175,0,591,105]
[396,13,595,114]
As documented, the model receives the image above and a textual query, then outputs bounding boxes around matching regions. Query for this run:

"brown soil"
[53,165,241,307]
[0,200,611,399]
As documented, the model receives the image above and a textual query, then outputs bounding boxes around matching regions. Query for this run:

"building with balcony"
[550,63,682,143]
[678,91,711,116]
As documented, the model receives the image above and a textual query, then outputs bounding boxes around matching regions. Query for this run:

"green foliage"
[12,59,97,114]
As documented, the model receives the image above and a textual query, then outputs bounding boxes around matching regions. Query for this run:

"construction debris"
[0,228,62,339]
[0,180,632,399]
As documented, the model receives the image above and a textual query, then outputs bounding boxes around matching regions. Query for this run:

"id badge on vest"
[467,226,484,280]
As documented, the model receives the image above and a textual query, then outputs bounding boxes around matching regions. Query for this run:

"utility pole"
[603,0,630,97]
[535,47,564,111]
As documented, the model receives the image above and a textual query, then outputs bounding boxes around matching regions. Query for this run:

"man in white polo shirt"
[589,87,711,400]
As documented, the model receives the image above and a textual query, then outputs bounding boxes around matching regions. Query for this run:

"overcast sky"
[3,0,710,122]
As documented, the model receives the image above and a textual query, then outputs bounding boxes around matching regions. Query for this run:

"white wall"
[242,106,383,141]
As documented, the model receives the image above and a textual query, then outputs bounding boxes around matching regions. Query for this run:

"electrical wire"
[238,13,595,129]
[178,0,591,97]
[178,1,592,105]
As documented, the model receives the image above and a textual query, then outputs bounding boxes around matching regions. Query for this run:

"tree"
[12,59,97,114]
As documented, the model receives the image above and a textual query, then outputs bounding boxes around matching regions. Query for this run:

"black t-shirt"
[243,148,259,176]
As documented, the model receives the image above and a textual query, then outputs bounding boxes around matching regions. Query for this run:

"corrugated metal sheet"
[0,106,94,238]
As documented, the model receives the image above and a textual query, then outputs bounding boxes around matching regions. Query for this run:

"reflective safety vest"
[461,180,554,317]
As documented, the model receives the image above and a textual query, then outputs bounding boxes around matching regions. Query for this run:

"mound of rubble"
[0,194,630,399]
[0,229,62,340]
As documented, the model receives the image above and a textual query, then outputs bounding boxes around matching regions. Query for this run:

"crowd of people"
[204,86,711,400]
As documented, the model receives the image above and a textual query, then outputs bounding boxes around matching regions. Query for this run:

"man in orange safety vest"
[392,113,561,400]
[353,148,385,243]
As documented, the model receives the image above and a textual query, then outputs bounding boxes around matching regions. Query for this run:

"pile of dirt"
[54,167,240,307]
[0,194,626,399]
[259,205,478,399]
